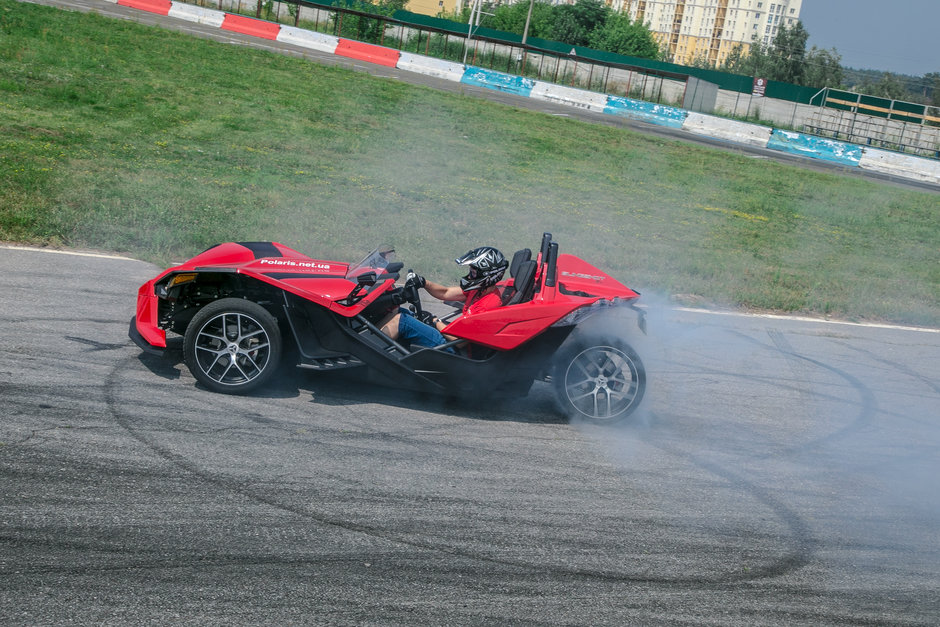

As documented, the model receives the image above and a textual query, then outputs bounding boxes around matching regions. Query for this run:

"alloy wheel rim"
[564,346,640,420]
[193,312,271,386]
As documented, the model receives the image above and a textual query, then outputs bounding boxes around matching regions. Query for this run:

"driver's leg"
[380,312,402,340]
[395,308,448,349]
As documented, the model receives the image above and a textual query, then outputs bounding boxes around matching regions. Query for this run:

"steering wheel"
[404,270,424,316]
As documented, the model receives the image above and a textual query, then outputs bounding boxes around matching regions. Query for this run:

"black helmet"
[455,246,508,292]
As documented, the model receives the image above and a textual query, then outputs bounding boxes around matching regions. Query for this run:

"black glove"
[411,274,427,290]
[417,310,437,326]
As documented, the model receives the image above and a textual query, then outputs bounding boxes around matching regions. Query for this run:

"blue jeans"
[397,308,453,352]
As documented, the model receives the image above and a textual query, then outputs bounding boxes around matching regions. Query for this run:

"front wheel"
[183,298,282,394]
[552,337,646,424]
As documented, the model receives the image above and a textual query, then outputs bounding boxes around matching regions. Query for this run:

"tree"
[487,1,554,39]
[588,12,661,59]
[720,21,846,89]
[767,21,809,84]
[803,46,844,89]
[465,0,661,61]
[857,73,910,101]
[549,0,609,48]
[923,72,940,107]
[720,37,774,78]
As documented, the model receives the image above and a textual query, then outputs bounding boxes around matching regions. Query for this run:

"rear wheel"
[552,337,645,424]
[183,298,282,394]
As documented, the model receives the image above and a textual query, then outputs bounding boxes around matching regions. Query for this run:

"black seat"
[509,248,531,278]
[505,260,537,306]
[501,249,532,305]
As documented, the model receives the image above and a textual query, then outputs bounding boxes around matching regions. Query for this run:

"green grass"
[1,0,939,325]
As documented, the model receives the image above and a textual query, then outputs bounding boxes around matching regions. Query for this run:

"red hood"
[178,241,347,275]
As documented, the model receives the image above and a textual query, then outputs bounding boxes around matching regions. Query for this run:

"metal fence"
[801,89,940,158]
[187,0,700,107]
[184,0,938,159]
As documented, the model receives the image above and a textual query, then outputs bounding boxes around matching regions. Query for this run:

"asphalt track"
[1,244,939,625]
[20,0,940,194]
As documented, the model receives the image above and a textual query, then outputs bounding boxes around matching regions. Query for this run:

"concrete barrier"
[603,96,688,129]
[396,53,465,83]
[220,13,281,40]
[860,148,940,184]
[117,0,171,15]
[167,2,225,28]
[683,112,772,148]
[460,67,535,98]
[103,0,940,186]
[335,39,399,67]
[530,82,607,112]
[276,26,338,54]
[767,130,863,167]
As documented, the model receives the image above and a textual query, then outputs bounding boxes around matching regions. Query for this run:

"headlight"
[155,273,198,299]
[167,273,198,287]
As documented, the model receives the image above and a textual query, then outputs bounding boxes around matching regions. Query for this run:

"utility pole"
[462,0,484,66]
[522,0,534,45]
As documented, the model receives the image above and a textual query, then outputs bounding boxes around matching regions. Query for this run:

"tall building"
[407,0,459,17]
[613,0,803,67]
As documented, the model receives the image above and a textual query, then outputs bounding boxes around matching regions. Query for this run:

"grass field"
[1,0,938,325]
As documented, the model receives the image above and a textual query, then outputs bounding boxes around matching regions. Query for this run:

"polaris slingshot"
[130,233,647,423]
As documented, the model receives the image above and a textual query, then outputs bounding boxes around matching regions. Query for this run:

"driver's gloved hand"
[417,310,436,326]
[405,270,425,289]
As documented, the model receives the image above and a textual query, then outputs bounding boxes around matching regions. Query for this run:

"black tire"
[183,298,282,394]
[552,336,646,424]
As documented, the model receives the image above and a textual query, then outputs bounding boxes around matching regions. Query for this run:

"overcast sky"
[800,0,938,76]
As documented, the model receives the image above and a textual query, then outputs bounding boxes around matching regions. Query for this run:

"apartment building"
[407,0,459,17]
[613,0,803,66]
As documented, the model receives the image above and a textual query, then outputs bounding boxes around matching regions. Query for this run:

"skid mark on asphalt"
[834,340,940,396]
[65,336,127,351]
[729,329,878,453]
[636,423,815,582]
[105,354,819,587]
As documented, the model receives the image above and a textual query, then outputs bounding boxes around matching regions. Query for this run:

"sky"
[800,0,939,76]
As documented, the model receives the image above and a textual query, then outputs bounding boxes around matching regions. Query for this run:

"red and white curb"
[98,0,940,186]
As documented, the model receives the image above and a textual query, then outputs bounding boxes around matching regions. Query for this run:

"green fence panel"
[290,0,820,101]
[890,100,928,124]
[764,81,818,104]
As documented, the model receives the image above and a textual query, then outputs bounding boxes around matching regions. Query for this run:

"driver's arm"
[423,280,464,302]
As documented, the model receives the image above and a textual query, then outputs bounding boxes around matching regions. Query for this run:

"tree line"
[450,0,937,107]
[716,22,938,106]
[455,0,660,59]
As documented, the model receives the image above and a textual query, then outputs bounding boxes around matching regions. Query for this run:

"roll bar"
[539,232,552,264]
[544,242,558,288]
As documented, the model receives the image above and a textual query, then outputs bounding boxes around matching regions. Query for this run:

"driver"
[380,246,508,349]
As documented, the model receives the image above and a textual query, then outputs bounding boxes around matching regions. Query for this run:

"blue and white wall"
[106,0,940,187]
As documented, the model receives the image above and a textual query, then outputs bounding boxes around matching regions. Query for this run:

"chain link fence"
[185,0,939,160]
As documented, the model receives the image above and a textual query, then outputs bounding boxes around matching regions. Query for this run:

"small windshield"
[345,244,396,279]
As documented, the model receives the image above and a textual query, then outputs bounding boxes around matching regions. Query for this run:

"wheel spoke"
[569,388,599,402]
[574,358,595,379]
[218,359,236,381]
[567,375,596,388]
[239,328,265,342]
[240,350,263,374]
[230,357,251,380]
[205,351,225,374]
